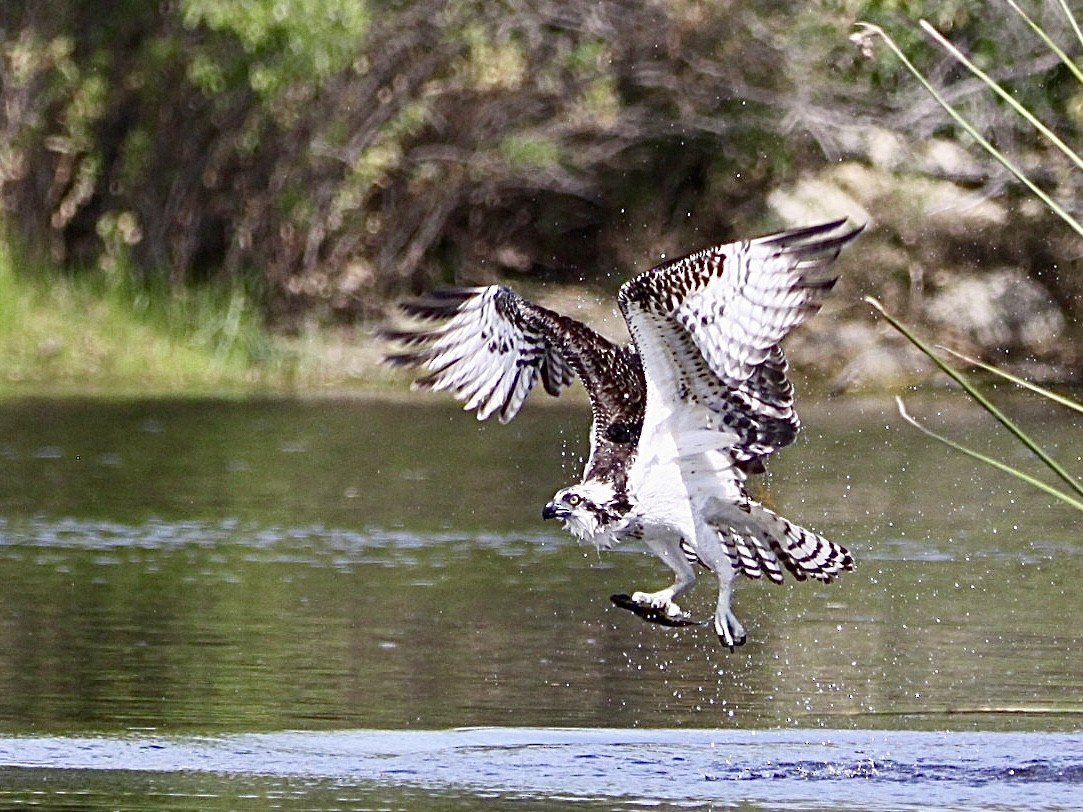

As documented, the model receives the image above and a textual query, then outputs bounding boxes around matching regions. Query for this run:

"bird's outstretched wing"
[618,219,862,464]
[383,287,572,423]
[382,286,645,484]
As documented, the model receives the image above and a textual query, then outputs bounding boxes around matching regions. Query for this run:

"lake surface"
[0,392,1080,809]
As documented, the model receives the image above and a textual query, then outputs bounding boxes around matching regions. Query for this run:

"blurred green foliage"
[181,0,370,96]
[0,1,857,323]
[0,0,1079,333]
[853,0,1082,141]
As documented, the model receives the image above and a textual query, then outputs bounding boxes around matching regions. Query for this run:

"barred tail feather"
[715,505,853,584]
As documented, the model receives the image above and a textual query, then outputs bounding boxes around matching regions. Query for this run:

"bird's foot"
[610,591,699,627]
[714,610,747,652]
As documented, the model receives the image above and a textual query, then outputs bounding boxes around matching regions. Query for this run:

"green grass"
[0,239,300,396]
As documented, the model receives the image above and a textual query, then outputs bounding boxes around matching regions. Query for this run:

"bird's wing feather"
[619,219,862,462]
[674,220,860,385]
[382,286,645,486]
[382,287,573,423]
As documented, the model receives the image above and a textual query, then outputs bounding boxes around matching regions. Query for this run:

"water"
[3,728,1082,810]
[0,393,1080,809]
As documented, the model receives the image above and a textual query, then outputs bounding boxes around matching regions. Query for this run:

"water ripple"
[0,516,565,564]
[2,728,1081,810]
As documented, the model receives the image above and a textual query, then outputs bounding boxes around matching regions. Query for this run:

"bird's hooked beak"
[542,500,565,520]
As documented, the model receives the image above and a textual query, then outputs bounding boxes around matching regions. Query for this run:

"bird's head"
[542,481,626,541]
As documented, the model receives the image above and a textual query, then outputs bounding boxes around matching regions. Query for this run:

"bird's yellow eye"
[565,493,581,506]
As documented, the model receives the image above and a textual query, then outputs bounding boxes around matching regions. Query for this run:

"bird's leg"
[681,520,747,652]
[713,574,747,652]
[610,534,698,626]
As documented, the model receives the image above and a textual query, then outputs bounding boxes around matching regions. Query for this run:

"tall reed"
[858,6,1083,513]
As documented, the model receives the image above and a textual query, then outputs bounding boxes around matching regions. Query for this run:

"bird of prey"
[383,219,861,649]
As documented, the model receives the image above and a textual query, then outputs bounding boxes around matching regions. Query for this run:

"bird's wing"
[382,286,645,483]
[383,287,571,423]
[618,219,862,463]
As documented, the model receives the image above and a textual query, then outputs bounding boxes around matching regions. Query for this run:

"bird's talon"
[714,614,747,651]
[610,593,699,627]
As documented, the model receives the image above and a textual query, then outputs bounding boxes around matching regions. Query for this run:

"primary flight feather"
[383,219,862,649]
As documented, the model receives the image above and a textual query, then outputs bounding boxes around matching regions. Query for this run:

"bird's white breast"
[630,373,747,537]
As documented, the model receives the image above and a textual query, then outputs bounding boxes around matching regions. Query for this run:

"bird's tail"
[711,503,853,585]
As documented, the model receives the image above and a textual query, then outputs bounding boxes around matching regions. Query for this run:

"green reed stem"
[866,297,1083,502]
[938,346,1083,416]
[918,19,1083,174]
[1004,0,1083,84]
[856,22,1083,240]
[896,397,1083,513]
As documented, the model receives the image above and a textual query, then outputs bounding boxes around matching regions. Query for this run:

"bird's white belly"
[632,420,746,532]
[632,463,694,534]
[630,434,729,533]
[628,373,745,541]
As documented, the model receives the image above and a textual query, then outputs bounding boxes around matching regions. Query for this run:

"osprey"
[383,219,862,649]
